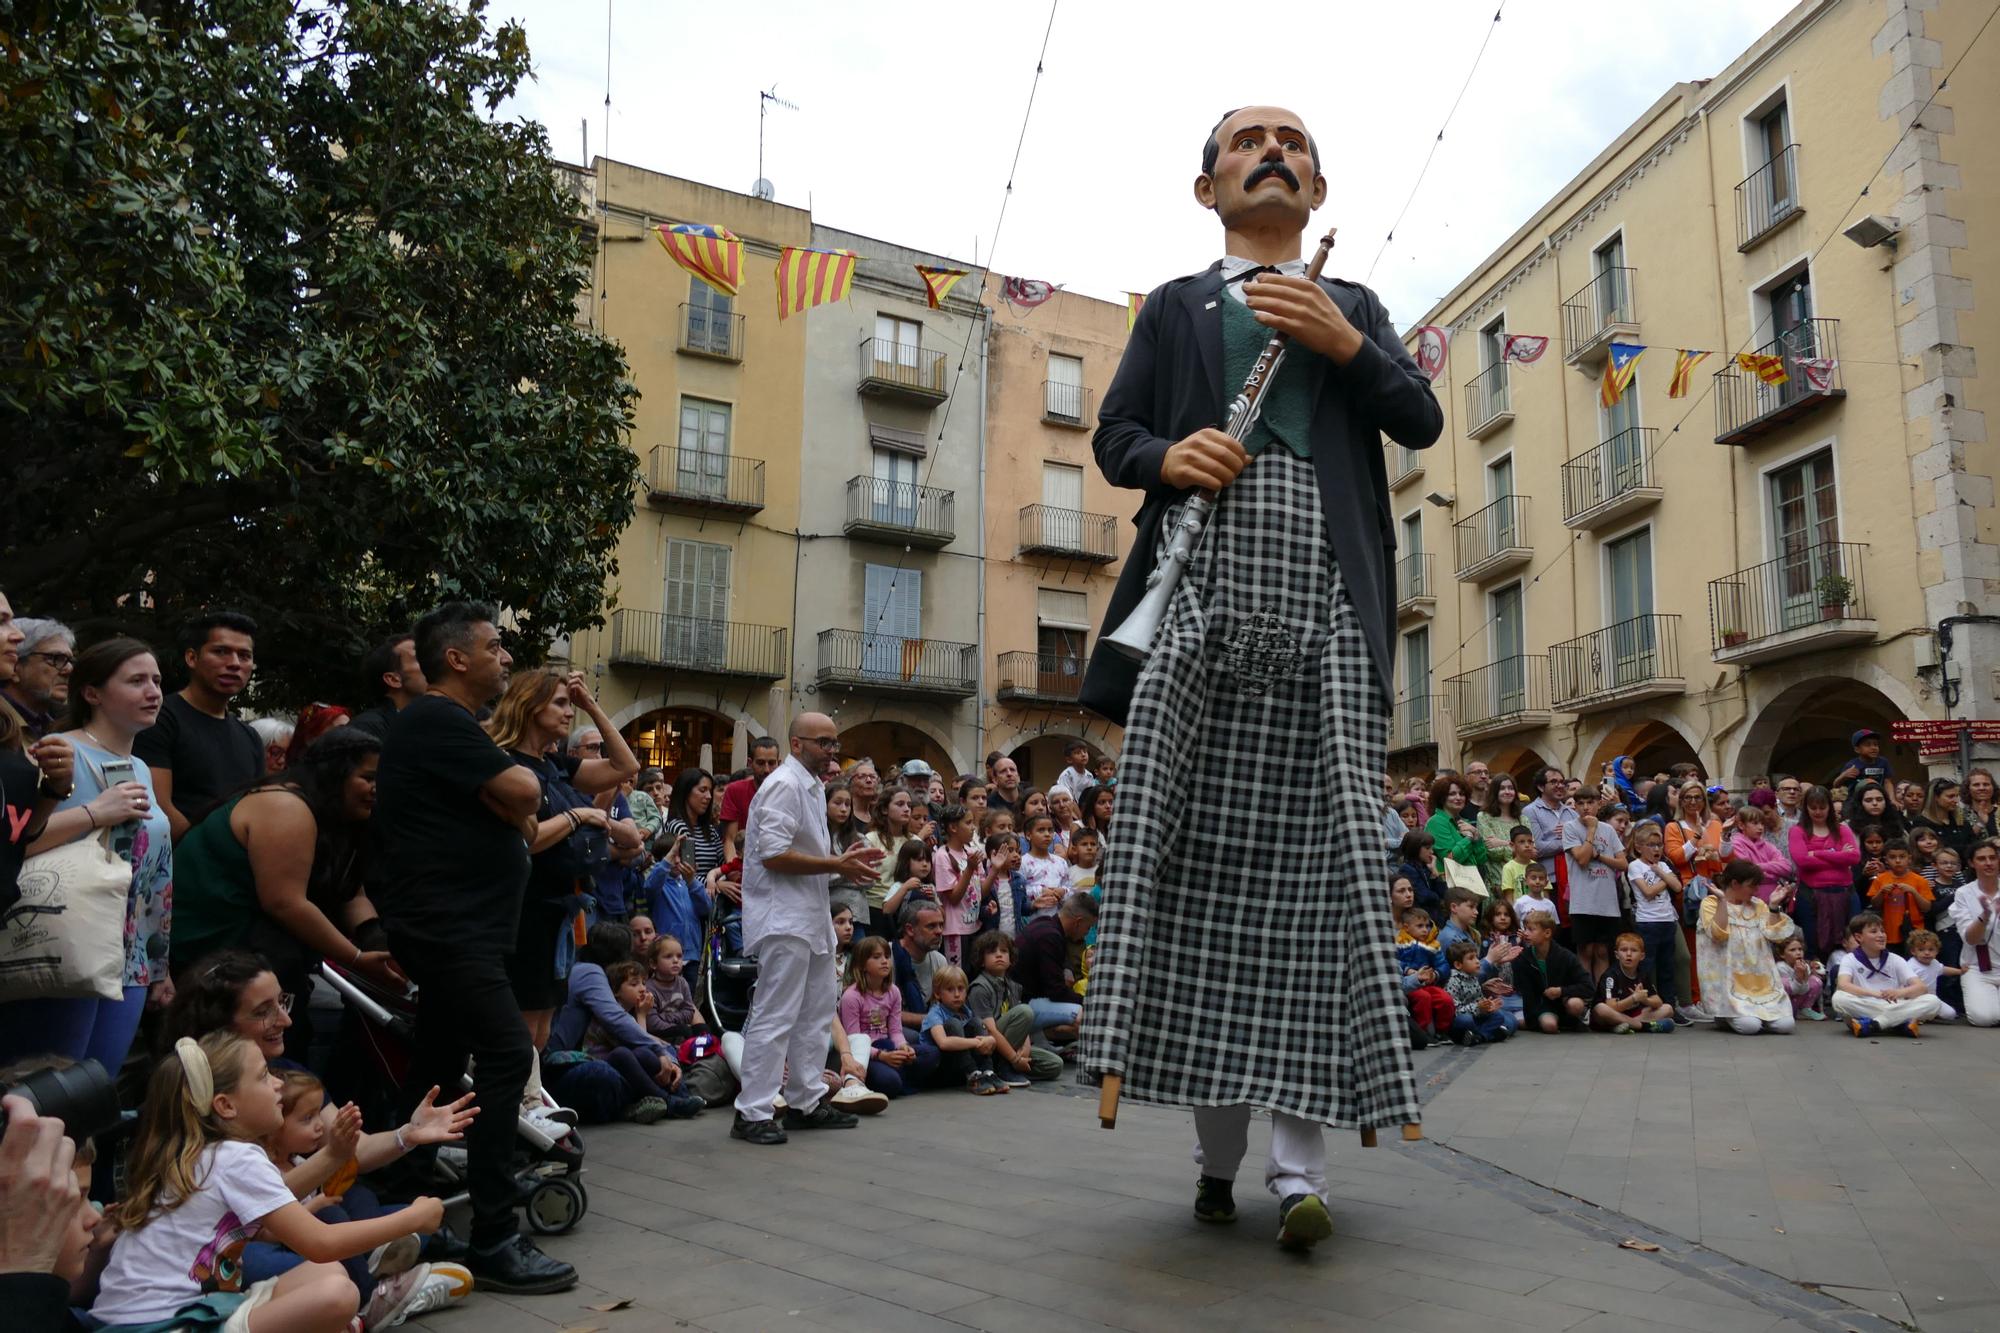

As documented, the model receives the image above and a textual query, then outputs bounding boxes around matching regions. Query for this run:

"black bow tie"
[1227,264,1281,287]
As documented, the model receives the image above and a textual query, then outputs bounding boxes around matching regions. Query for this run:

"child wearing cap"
[1833,728,1894,794]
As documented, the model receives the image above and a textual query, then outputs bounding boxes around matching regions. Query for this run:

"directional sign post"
[1890,719,2000,770]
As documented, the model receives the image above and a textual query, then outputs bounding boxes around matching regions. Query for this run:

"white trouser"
[1192,1106,1326,1203]
[1953,965,2000,1026]
[732,935,835,1123]
[1830,990,1944,1026]
[1718,1013,1795,1035]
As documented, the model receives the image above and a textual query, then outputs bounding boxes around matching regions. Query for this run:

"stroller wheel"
[525,1177,587,1236]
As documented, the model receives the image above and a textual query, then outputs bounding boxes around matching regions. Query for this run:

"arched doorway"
[623,707,735,778]
[1478,743,1551,795]
[838,721,954,780]
[1006,733,1103,791]
[1743,679,1917,789]
[1586,719,1701,787]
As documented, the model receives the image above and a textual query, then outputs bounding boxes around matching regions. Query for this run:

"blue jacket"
[550,961,673,1062]
[642,864,712,959]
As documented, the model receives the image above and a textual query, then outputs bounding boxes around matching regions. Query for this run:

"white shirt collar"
[1220,255,1308,305]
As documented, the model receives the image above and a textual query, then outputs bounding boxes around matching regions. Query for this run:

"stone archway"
[1003,731,1105,792]
[837,721,956,782]
[610,690,769,779]
[1730,672,1925,789]
[1476,742,1552,795]
[1584,718,1702,788]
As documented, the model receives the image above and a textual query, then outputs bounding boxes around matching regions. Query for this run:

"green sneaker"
[1277,1193,1333,1251]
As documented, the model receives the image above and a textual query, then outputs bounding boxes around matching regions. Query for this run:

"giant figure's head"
[1195,106,1325,233]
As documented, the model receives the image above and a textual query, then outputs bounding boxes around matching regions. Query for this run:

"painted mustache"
[1245,160,1300,191]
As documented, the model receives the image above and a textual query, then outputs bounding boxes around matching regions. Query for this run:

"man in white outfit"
[730,713,884,1145]
[1947,840,2000,1026]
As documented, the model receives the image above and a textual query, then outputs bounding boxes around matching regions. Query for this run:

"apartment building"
[1388,0,1996,790]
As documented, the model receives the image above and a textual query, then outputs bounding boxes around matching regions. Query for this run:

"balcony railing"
[1713,318,1844,445]
[1446,656,1553,739]
[1708,540,1875,665]
[1549,615,1683,713]
[1452,495,1532,581]
[677,303,743,361]
[1736,144,1803,249]
[1390,693,1447,752]
[1560,427,1661,529]
[816,629,978,698]
[1042,381,1094,429]
[996,650,1085,704]
[1389,443,1426,488]
[608,610,787,680]
[842,477,955,549]
[1396,552,1435,613]
[1560,266,1638,368]
[857,337,948,403]
[1018,504,1118,564]
[645,445,765,514]
[1464,362,1512,439]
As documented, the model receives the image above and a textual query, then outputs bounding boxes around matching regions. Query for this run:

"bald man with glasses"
[730,713,886,1145]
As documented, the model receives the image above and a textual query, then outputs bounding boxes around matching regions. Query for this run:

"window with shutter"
[1046,353,1085,422]
[1036,587,1089,687]
[686,278,734,355]
[677,398,731,498]
[665,540,731,668]
[1041,463,1085,550]
[862,565,922,679]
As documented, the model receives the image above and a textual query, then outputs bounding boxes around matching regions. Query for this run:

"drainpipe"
[975,307,990,767]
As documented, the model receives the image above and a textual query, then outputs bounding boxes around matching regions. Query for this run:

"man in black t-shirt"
[133,610,263,841]
[371,601,576,1296]
[348,632,428,741]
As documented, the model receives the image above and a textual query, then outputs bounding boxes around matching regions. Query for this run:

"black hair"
[413,600,497,682]
[1025,812,1055,834]
[160,949,277,1050]
[1881,837,1912,856]
[232,728,381,907]
[179,609,258,658]
[360,632,415,701]
[1716,858,1764,888]
[748,735,778,757]
[670,767,718,829]
[1445,939,1479,965]
[1508,824,1532,841]
[1397,829,1434,860]
[1201,108,1322,177]
[582,922,634,966]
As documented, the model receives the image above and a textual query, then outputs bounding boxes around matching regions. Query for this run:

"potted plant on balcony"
[1815,573,1854,621]
[1719,625,1748,649]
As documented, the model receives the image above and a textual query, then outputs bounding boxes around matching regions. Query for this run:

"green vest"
[1220,291,1323,459]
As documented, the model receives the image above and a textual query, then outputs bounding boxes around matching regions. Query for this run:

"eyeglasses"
[25,651,74,670]
[249,993,294,1024]
[577,741,604,753]
[802,735,841,749]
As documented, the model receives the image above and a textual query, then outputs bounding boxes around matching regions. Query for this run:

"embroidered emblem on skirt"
[1221,609,1302,695]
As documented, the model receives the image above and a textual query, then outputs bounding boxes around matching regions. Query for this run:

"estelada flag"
[1736,351,1788,385]
[1126,292,1147,331]
[656,223,742,297]
[1667,349,1711,398]
[776,247,858,321]
[1599,341,1645,408]
[915,266,969,309]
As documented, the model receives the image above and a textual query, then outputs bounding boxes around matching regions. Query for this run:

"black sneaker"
[419,1225,470,1266]
[1194,1175,1236,1224]
[468,1233,577,1294]
[782,1101,859,1131]
[1407,1017,1432,1050]
[1277,1193,1333,1252]
[730,1113,789,1145]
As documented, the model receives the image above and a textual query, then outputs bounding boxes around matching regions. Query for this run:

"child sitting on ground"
[966,930,1063,1085]
[593,960,707,1121]
[922,964,1006,1094]
[1866,839,1933,954]
[89,1031,447,1333]
[643,934,708,1043]
[1775,936,1827,1021]
[1698,859,1801,1035]
[1904,928,1964,1022]
[1514,909,1592,1033]
[1443,940,1512,1045]
[1395,905,1456,1039]
[1397,830,1448,924]
[1498,825,1538,901]
[1436,888,1486,961]
[839,936,924,1099]
[1831,911,1945,1037]
[1479,897,1525,1026]
[1591,933,1676,1033]
[1512,860,1560,926]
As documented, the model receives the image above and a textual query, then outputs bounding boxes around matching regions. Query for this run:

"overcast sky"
[494,0,1799,331]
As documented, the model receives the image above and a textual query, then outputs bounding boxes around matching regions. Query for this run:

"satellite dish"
[751,178,775,201]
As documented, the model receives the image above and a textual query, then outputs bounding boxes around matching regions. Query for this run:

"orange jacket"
[1666,817,1725,882]
[1866,871,1933,943]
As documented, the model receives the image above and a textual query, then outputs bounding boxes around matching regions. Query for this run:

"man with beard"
[371,602,575,1294]
[1078,106,1438,1252]
[134,610,263,840]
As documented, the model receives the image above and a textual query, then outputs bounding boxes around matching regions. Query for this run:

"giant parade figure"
[1078,105,1443,1251]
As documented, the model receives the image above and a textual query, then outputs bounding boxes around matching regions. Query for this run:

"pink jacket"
[1724,829,1792,901]
[1787,823,1860,890]
[837,985,907,1047]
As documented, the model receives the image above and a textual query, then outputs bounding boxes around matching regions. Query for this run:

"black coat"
[1078,263,1444,726]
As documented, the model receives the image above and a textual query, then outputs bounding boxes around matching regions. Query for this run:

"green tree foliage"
[0,0,637,704]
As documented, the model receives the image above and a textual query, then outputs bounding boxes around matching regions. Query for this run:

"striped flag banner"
[915,265,969,309]
[776,247,859,321]
[1126,292,1148,331]
[655,223,742,297]
[1735,352,1788,385]
[1667,349,1711,398]
[1599,341,1646,409]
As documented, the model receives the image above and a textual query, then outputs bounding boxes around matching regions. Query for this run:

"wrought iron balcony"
[1708,541,1875,666]
[677,303,743,361]
[1713,318,1845,445]
[996,650,1085,705]
[1396,552,1435,617]
[1446,656,1553,741]
[1018,504,1118,564]
[1560,266,1639,370]
[608,610,787,680]
[644,445,765,515]
[816,629,978,699]
[1736,144,1803,250]
[1464,363,1512,439]
[1452,495,1532,582]
[1549,615,1683,713]
[1560,427,1662,530]
[1389,443,1426,489]
[1390,693,1447,753]
[843,477,955,549]
[857,336,948,404]
[1042,380,1094,430]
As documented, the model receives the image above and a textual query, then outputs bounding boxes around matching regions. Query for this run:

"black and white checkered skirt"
[1081,451,1421,1128]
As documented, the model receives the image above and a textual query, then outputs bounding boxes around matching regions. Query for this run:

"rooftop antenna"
[755,84,799,200]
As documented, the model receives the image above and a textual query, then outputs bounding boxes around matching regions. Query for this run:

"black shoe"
[1277,1193,1333,1252]
[782,1101,859,1131]
[1449,1027,1472,1046]
[1407,1018,1432,1050]
[419,1225,470,1265]
[1194,1175,1237,1224]
[730,1113,789,1145]
[468,1234,577,1294]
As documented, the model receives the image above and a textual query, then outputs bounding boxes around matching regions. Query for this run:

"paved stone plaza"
[456,1022,1998,1332]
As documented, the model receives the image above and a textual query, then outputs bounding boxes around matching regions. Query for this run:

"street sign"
[1890,719,2000,743]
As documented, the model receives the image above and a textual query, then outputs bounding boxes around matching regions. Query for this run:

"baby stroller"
[316,959,591,1238]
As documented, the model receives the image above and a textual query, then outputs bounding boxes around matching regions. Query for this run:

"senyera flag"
[776,247,859,321]
[1735,352,1789,385]
[916,266,970,309]
[1126,292,1148,332]
[656,223,742,297]
[1599,341,1645,408]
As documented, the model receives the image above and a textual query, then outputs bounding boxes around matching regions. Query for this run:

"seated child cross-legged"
[1831,912,1946,1037]
[1395,904,1457,1039]
[922,964,1008,1094]
[966,929,1064,1086]
[1443,940,1513,1045]
[1775,936,1827,1021]
[839,936,932,1098]
[1515,909,1593,1033]
[1591,933,1677,1033]
[642,934,709,1043]
[593,961,709,1121]
[1905,928,1965,1021]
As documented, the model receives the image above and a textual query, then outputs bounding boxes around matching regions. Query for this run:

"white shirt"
[1020,850,1075,907]
[743,753,835,954]
[1055,765,1095,804]
[1629,858,1678,923]
[1948,882,2000,972]
[1843,947,1920,993]
[1221,254,1308,305]
[1513,893,1559,926]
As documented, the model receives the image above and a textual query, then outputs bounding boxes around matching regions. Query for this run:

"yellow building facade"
[1389,0,1996,791]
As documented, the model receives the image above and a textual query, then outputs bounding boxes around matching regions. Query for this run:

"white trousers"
[1830,990,1944,1026]
[1961,965,2000,1027]
[1717,1013,1795,1035]
[732,935,835,1123]
[1192,1106,1326,1202]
